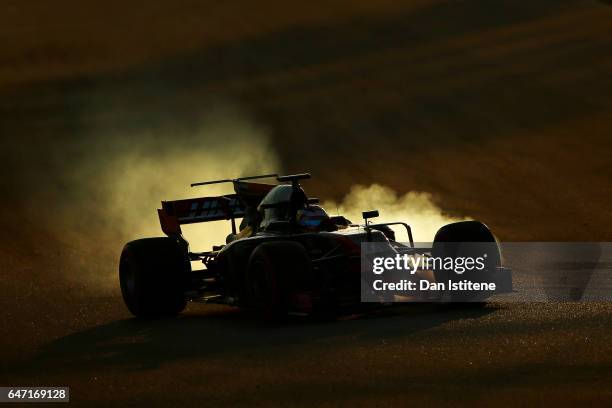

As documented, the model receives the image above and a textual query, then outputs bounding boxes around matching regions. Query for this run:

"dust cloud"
[89,105,281,253]
[323,184,466,242]
[22,102,281,293]
[15,98,464,293]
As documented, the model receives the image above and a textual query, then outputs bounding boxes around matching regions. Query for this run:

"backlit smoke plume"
[38,101,280,292]
[13,95,465,293]
[96,109,280,253]
[323,184,467,242]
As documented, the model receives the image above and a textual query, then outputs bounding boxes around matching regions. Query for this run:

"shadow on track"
[27,303,495,374]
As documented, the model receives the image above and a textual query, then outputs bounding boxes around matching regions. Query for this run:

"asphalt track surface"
[1,252,612,406]
[2,1,612,406]
[2,298,612,406]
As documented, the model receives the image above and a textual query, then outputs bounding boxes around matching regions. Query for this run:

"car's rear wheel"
[119,237,189,317]
[246,241,311,319]
[432,221,501,303]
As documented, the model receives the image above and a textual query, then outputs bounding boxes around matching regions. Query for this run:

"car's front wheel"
[432,221,501,303]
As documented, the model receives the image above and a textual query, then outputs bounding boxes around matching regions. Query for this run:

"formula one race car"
[119,173,512,318]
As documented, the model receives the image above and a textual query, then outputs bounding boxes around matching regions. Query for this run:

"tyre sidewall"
[119,237,189,317]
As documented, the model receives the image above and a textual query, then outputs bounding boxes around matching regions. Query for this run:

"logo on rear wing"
[157,176,277,236]
[158,195,245,236]
[162,195,245,223]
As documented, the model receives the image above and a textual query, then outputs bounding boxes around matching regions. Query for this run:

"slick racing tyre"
[246,241,311,319]
[119,237,189,317]
[432,221,501,303]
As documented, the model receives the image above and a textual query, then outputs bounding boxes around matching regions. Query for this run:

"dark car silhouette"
[119,173,511,318]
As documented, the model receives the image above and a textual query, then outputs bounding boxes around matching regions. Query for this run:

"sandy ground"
[2,0,612,406]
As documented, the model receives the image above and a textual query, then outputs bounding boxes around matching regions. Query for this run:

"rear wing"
[158,173,310,236]
[158,181,275,236]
